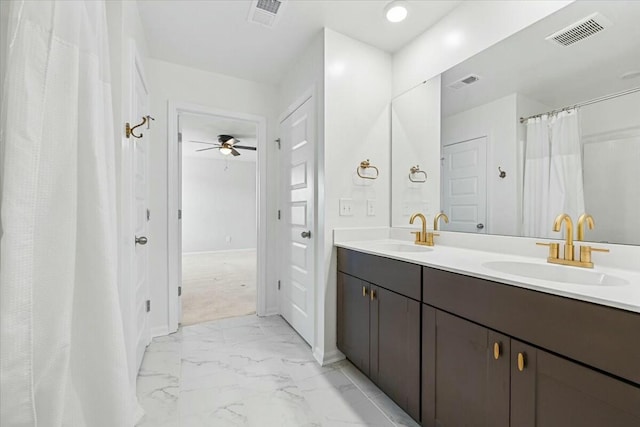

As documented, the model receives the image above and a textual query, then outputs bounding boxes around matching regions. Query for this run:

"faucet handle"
[579,245,609,264]
[536,242,560,259]
[410,231,422,243]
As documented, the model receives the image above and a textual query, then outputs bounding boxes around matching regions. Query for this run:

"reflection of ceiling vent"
[448,74,481,90]
[248,0,286,28]
[546,13,612,47]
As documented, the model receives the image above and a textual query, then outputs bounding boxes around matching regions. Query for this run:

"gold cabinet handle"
[493,342,501,360]
[362,286,368,297]
[517,352,526,371]
[370,289,376,301]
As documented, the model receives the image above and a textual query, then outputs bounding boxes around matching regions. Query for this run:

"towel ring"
[357,159,379,180]
[409,165,427,183]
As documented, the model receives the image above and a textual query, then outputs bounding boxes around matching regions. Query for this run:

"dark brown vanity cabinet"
[422,306,510,427]
[422,266,640,427]
[511,340,640,427]
[337,248,421,422]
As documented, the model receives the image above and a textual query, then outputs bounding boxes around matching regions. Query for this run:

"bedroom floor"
[181,250,256,326]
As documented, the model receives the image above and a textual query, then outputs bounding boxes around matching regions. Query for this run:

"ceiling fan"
[190,134,257,156]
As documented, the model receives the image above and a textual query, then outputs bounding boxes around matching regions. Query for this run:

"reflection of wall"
[392,1,573,96]
[442,94,519,236]
[581,91,640,245]
[182,157,256,253]
[391,77,441,227]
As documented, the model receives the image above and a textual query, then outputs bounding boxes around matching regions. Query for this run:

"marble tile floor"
[136,314,419,427]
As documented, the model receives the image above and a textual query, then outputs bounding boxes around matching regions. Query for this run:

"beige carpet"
[181,249,256,326]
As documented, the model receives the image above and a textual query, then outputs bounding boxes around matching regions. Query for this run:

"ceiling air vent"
[248,0,286,28]
[448,74,481,90]
[545,13,612,47]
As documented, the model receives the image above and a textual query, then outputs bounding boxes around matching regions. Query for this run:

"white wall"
[580,91,640,245]
[321,29,392,363]
[392,1,574,97]
[182,157,256,253]
[391,77,441,227]
[147,59,279,333]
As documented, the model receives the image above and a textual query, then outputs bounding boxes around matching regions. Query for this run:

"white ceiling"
[181,113,257,162]
[441,0,640,117]
[137,0,462,84]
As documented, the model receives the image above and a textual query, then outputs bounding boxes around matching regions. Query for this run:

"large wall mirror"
[391,0,640,245]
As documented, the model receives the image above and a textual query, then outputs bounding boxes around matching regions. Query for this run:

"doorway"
[167,103,268,331]
[179,114,258,325]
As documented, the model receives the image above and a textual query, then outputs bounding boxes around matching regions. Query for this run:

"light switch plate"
[367,199,376,216]
[339,198,354,216]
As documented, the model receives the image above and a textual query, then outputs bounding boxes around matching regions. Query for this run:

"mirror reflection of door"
[441,137,487,233]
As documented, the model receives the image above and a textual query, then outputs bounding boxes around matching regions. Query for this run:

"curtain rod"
[519,86,640,124]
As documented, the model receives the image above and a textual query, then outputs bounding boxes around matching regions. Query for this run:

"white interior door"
[132,51,151,371]
[442,137,487,233]
[279,97,315,345]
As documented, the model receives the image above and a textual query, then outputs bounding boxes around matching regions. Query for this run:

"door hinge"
[277,280,281,290]
[178,209,182,219]
[146,300,151,312]
[178,132,183,143]
[178,286,182,297]
[146,208,151,221]
[275,138,281,150]
[277,210,281,220]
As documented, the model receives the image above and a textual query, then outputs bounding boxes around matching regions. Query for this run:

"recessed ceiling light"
[385,0,408,23]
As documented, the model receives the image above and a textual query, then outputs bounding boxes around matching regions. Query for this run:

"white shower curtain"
[523,115,552,237]
[0,1,135,426]
[522,110,585,238]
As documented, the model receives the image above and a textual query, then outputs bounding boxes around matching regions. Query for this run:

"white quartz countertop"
[335,239,640,314]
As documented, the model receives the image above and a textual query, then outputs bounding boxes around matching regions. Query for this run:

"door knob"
[135,236,148,245]
[301,230,311,239]
[476,223,485,230]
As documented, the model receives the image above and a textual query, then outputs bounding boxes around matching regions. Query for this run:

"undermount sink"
[482,261,629,287]
[370,242,433,253]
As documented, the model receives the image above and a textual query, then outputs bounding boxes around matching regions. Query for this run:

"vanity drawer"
[422,266,640,385]
[337,248,421,301]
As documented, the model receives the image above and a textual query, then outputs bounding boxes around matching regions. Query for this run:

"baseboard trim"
[313,347,345,366]
[183,248,256,256]
[151,325,170,338]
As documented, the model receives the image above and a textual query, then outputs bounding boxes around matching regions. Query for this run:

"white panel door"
[132,54,151,371]
[279,97,315,345]
[442,137,487,233]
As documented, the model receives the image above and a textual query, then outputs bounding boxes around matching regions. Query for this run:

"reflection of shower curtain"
[523,110,585,237]
[0,1,134,425]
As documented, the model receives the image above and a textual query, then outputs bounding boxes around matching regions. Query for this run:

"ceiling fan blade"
[190,140,220,146]
[195,147,218,152]
[230,148,241,156]
[234,145,257,151]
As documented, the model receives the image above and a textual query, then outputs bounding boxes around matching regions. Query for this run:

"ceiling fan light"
[385,0,408,23]
[219,147,233,155]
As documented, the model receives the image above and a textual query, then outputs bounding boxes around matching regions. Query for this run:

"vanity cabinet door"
[337,272,370,375]
[370,285,421,422]
[422,308,510,427]
[510,339,640,427]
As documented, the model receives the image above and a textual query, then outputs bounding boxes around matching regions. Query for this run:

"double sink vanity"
[334,227,640,426]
